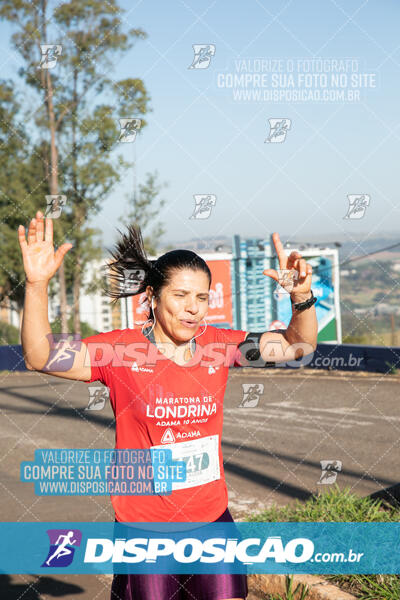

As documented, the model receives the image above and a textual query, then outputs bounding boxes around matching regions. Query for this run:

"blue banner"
[1,522,399,574]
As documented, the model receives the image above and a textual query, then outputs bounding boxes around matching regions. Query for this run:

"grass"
[245,484,400,599]
[384,361,398,374]
[326,574,400,599]
[266,575,310,599]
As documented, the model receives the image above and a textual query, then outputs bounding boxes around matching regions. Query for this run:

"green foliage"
[0,321,20,345]
[0,82,49,310]
[50,317,98,337]
[340,259,400,346]
[326,573,400,600]
[0,316,97,350]
[247,485,400,600]
[246,483,400,523]
[384,361,398,374]
[0,0,151,320]
[267,575,309,600]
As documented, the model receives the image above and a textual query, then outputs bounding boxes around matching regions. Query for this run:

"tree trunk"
[73,256,81,335]
[46,69,69,333]
[40,0,69,333]
[71,67,81,336]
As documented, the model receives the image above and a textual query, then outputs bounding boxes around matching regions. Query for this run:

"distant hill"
[101,232,400,262]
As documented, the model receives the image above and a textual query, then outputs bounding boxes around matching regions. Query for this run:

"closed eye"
[174,293,209,300]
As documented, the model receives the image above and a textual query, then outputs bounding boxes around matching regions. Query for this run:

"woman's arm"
[22,280,53,370]
[19,211,91,381]
[257,299,317,364]
[257,232,318,364]
[284,289,318,350]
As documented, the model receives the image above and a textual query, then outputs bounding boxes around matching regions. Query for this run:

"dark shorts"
[110,507,248,600]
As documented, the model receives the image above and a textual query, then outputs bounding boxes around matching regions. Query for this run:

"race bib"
[150,434,220,491]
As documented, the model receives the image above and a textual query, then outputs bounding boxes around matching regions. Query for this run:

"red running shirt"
[82,325,247,523]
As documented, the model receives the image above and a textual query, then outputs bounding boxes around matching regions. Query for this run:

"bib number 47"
[183,452,209,472]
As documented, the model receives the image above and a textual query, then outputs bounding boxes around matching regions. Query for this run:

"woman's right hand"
[18,210,73,284]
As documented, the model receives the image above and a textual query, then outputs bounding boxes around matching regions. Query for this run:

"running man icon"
[42,529,82,568]
[42,334,82,372]
[46,531,76,565]
[188,44,216,69]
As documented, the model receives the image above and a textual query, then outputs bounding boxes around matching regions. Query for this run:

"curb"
[248,574,357,600]
[233,366,400,379]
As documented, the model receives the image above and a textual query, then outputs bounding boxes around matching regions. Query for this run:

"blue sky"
[1,0,399,249]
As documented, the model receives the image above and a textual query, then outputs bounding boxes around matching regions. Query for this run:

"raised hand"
[263,232,312,295]
[18,210,73,284]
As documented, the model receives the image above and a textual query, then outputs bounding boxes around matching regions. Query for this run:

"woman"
[19,210,317,600]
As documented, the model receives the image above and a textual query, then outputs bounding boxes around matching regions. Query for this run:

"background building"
[79,258,120,332]
[2,237,339,342]
[125,235,342,343]
[232,234,341,343]
[46,258,117,333]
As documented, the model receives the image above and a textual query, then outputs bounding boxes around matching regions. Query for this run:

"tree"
[119,170,167,256]
[1,0,151,334]
[1,0,72,330]
[0,81,49,333]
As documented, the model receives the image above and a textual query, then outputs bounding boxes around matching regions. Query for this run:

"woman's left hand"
[262,232,312,295]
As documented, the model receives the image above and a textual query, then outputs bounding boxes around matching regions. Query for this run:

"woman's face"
[149,269,210,342]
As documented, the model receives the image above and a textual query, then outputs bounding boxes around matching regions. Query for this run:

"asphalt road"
[1,367,399,598]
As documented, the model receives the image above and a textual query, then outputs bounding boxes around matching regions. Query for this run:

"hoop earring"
[142,299,156,337]
[141,317,153,337]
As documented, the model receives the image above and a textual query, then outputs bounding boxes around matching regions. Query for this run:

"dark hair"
[104,224,212,321]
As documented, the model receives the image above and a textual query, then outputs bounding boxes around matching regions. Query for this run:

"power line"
[338,241,400,267]
[269,241,400,278]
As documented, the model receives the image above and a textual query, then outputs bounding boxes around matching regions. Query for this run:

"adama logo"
[161,428,175,443]
[160,428,201,443]
[131,361,154,374]
[176,430,200,439]
[208,365,219,375]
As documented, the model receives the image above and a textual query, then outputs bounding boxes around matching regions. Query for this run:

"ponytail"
[103,223,212,322]
[104,224,153,303]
